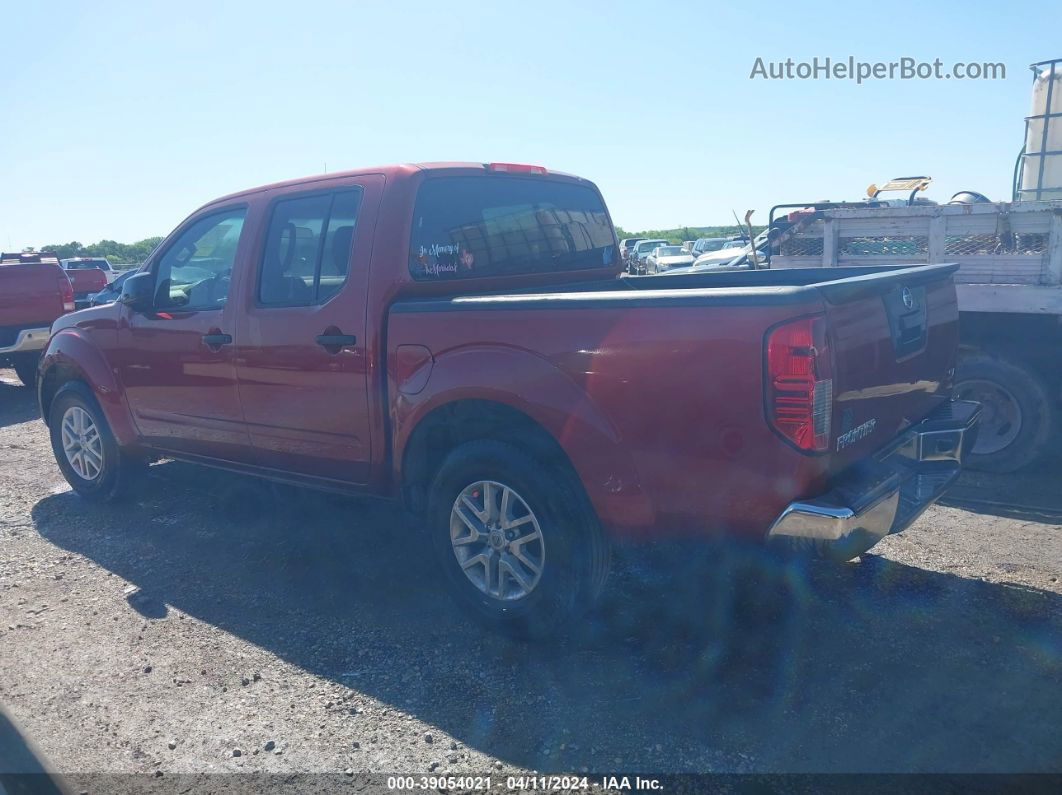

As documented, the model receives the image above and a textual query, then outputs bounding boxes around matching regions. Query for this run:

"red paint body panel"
[63,267,107,297]
[387,301,835,538]
[823,278,959,464]
[40,312,139,446]
[115,307,249,457]
[231,175,385,483]
[0,262,70,332]
[38,163,961,543]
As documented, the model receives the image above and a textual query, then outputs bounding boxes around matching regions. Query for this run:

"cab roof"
[203,162,584,208]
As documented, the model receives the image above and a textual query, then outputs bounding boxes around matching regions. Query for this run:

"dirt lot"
[1,367,1060,781]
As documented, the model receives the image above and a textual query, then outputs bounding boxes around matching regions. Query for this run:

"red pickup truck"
[0,252,75,385]
[37,162,979,635]
[60,259,109,308]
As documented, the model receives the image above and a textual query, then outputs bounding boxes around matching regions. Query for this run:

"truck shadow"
[0,373,40,428]
[30,461,1062,773]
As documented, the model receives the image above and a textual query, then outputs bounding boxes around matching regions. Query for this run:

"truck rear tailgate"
[0,262,69,336]
[816,264,960,472]
[65,268,107,296]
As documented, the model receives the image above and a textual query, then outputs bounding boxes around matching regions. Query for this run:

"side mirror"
[119,272,154,312]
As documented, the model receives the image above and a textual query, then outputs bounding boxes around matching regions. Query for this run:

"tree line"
[613,225,766,243]
[37,237,164,266]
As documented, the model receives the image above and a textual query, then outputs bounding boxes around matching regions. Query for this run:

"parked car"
[60,260,109,308]
[629,238,669,273]
[646,245,695,273]
[691,237,731,256]
[0,251,75,386]
[87,269,136,306]
[619,238,645,265]
[62,257,118,283]
[38,161,978,637]
[692,239,768,269]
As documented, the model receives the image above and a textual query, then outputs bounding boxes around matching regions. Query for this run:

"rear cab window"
[66,260,109,270]
[409,176,615,280]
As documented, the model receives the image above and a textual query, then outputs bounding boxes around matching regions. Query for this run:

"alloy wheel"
[61,405,104,481]
[449,480,546,601]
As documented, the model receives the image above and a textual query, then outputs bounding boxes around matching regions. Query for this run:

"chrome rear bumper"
[767,399,981,560]
[0,327,51,356]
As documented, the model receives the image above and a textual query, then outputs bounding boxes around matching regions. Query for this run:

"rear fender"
[39,329,137,446]
[394,344,653,531]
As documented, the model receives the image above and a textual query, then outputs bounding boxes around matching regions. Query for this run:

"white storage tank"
[1019,59,1062,201]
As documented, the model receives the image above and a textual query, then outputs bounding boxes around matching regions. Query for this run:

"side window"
[258,188,362,306]
[154,208,246,311]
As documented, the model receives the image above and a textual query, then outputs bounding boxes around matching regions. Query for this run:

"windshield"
[636,240,666,253]
[698,239,730,252]
[655,246,684,257]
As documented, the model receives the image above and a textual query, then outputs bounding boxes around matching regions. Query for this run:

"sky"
[1,0,1059,248]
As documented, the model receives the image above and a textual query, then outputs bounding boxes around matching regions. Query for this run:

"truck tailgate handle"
[202,332,232,349]
[316,332,357,352]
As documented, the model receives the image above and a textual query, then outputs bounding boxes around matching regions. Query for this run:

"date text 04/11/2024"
[509,777,663,791]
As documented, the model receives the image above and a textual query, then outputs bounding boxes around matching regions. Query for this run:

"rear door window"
[258,188,363,306]
[409,176,615,280]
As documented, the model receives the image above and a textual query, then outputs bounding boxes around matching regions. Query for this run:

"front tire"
[954,352,1054,473]
[48,381,143,502]
[428,439,609,638]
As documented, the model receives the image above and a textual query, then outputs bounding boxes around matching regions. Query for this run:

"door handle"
[316,333,357,352]
[202,332,232,348]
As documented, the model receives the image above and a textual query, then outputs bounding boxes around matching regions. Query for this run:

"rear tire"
[12,353,39,388]
[428,439,610,638]
[954,352,1053,473]
[48,381,144,502]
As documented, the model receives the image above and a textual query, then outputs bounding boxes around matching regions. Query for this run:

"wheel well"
[400,400,574,516]
[39,364,84,426]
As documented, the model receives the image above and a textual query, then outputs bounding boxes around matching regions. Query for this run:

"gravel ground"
[1,367,1060,783]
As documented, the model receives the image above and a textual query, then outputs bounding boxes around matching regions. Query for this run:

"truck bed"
[388,263,960,539]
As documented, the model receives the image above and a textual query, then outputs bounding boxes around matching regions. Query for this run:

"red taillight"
[58,274,75,313]
[766,315,833,452]
[486,162,547,174]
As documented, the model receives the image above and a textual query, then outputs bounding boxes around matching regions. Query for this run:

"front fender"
[39,329,138,446]
[393,344,654,532]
